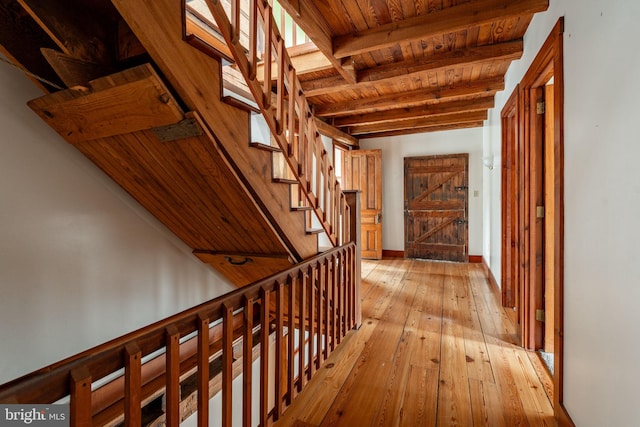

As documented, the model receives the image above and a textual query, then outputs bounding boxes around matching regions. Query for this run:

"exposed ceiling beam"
[332,0,549,59]
[302,40,522,98]
[332,97,495,127]
[348,111,488,135]
[359,121,485,139]
[313,117,359,147]
[313,76,504,117]
[278,0,356,83]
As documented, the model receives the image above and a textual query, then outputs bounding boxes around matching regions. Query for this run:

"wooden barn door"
[343,149,382,259]
[404,154,468,262]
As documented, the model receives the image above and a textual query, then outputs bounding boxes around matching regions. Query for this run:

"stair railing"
[0,241,359,425]
[203,0,350,246]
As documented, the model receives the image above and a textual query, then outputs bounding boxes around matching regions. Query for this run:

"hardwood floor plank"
[436,264,474,427]
[274,259,555,427]
[469,378,507,427]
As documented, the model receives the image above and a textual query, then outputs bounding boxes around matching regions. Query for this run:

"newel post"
[343,190,362,329]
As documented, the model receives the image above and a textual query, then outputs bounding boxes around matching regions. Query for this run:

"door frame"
[500,18,570,425]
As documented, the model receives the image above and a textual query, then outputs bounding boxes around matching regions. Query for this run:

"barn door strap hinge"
[537,101,546,115]
[536,309,545,322]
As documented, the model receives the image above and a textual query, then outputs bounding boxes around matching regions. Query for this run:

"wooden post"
[344,190,362,329]
[70,367,92,427]
[124,343,142,427]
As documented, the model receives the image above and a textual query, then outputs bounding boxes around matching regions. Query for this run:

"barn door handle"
[454,219,468,225]
[455,186,468,191]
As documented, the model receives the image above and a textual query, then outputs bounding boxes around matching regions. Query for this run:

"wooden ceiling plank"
[302,39,522,97]
[332,0,548,59]
[333,96,494,127]
[359,121,485,138]
[348,110,488,135]
[314,76,504,117]
[278,0,356,83]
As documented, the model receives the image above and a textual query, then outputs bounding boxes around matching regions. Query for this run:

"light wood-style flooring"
[275,258,555,426]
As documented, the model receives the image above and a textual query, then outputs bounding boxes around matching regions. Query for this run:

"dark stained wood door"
[343,149,382,259]
[404,154,469,262]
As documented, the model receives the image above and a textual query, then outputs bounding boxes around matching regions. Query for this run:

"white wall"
[360,128,484,255]
[0,59,234,384]
[483,1,640,425]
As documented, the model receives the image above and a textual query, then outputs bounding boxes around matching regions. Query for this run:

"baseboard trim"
[481,257,501,297]
[382,250,404,258]
[468,255,483,263]
[556,403,576,427]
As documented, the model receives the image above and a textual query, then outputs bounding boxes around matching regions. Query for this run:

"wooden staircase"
[1,0,351,287]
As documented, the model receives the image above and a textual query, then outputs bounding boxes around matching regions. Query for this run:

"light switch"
[473,190,479,197]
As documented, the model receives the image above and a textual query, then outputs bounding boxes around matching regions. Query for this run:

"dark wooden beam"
[332,0,548,59]
[348,111,488,135]
[303,40,522,98]
[278,0,356,83]
[359,121,485,138]
[313,76,504,117]
[333,97,494,127]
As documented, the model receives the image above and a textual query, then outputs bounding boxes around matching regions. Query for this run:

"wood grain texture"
[275,259,554,426]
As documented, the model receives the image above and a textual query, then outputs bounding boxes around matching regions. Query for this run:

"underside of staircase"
[0,0,333,286]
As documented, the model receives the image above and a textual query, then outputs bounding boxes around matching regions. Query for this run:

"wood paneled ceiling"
[278,0,549,138]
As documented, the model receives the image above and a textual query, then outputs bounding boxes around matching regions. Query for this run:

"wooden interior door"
[404,154,469,262]
[343,149,382,259]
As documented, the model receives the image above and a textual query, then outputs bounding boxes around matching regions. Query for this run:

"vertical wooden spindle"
[197,313,210,427]
[242,297,253,427]
[262,4,272,108]
[259,287,271,426]
[276,38,286,135]
[323,258,331,360]
[298,269,307,390]
[274,281,285,419]
[331,254,338,352]
[286,274,296,404]
[248,0,258,79]
[222,304,234,427]
[165,326,181,427]
[308,264,316,379]
[316,260,325,367]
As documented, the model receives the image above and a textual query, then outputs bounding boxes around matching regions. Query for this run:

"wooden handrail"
[204,0,350,247]
[0,242,358,425]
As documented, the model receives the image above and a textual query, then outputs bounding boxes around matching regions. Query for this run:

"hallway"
[275,258,555,426]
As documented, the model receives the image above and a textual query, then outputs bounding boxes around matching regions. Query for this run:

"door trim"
[500,18,572,426]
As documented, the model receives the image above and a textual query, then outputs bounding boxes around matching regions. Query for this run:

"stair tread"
[273,177,298,184]
[222,95,260,113]
[250,141,282,153]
